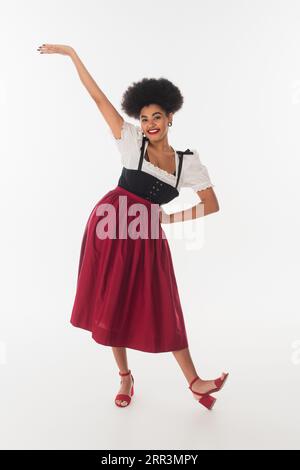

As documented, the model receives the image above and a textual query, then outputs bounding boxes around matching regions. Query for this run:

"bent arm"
[69,49,124,138]
[160,187,219,223]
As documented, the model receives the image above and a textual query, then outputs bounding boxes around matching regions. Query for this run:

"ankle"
[187,375,203,386]
[121,374,132,380]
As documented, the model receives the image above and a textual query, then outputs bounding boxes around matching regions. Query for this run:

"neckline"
[144,140,177,179]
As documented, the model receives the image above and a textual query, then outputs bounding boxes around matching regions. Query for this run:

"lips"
[148,129,160,134]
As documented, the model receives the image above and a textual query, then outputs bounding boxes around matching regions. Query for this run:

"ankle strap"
[119,369,131,377]
[188,375,199,389]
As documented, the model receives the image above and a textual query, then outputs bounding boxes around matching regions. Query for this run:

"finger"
[37,44,48,52]
[37,44,56,54]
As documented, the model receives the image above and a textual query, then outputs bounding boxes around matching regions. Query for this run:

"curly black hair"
[120,77,184,120]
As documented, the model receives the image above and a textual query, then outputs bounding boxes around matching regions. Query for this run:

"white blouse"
[111,120,214,192]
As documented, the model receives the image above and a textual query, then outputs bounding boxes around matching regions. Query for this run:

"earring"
[168,122,172,127]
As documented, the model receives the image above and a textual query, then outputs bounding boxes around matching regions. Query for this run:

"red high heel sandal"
[206,372,229,394]
[188,377,217,410]
[188,372,229,410]
[114,370,134,408]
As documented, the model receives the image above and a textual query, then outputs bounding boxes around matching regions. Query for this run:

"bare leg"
[112,346,129,373]
[172,347,198,384]
[112,347,133,406]
[172,347,226,397]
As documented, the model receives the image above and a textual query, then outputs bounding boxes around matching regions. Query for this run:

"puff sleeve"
[111,120,142,167]
[181,149,214,192]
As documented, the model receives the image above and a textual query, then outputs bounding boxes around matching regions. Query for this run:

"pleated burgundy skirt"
[70,185,189,353]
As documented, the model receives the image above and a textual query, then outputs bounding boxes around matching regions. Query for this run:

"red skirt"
[70,185,189,353]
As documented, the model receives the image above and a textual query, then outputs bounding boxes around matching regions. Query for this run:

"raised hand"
[37,43,74,56]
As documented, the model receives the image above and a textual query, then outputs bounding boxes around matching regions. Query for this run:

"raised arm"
[37,43,124,139]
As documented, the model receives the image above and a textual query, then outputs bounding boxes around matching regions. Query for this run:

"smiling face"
[139,104,173,140]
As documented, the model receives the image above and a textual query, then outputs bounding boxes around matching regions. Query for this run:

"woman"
[37,43,229,410]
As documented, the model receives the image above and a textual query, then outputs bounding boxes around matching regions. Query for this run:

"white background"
[0,0,299,450]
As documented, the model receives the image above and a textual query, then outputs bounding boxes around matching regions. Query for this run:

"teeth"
[149,129,159,133]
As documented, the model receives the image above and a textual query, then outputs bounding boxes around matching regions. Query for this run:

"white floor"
[1,322,299,450]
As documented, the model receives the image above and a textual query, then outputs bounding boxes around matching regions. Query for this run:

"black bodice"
[117,136,193,206]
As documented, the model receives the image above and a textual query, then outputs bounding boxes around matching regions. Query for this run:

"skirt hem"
[70,320,188,354]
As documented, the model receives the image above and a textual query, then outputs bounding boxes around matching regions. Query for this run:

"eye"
[141,115,161,122]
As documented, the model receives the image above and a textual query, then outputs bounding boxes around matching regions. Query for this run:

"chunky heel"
[198,394,217,410]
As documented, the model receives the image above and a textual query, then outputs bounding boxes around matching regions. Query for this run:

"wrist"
[69,48,77,59]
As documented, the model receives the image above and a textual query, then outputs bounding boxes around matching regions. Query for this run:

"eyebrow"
[140,112,162,118]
